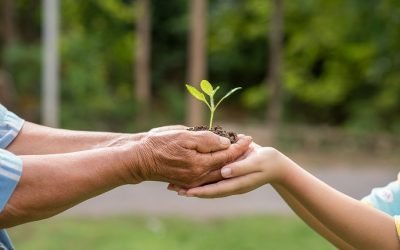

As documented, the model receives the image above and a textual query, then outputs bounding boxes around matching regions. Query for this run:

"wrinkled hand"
[127,130,252,188]
[169,143,287,198]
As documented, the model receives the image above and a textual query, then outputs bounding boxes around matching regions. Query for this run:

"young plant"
[186,80,242,129]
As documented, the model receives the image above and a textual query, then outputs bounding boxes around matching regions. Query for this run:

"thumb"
[186,131,232,153]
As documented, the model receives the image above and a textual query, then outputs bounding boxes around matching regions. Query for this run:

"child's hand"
[169,143,288,198]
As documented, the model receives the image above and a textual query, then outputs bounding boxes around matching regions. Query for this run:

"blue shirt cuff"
[0,149,23,212]
[0,105,25,149]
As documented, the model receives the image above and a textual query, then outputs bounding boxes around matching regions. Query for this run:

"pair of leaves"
[185,80,241,111]
[186,80,212,108]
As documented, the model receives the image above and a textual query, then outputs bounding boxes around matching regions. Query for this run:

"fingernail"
[186,193,194,197]
[220,137,231,145]
[221,167,232,177]
[178,190,186,196]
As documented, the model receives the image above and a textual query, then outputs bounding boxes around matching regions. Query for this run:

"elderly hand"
[123,130,252,188]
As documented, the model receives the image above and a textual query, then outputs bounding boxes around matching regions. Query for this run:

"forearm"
[279,161,400,249]
[7,122,146,155]
[273,184,354,249]
[0,145,139,228]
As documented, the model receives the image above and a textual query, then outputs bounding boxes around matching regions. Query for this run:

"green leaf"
[186,84,209,104]
[215,87,242,109]
[200,80,214,96]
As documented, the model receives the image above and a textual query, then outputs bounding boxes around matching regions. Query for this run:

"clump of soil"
[187,125,238,143]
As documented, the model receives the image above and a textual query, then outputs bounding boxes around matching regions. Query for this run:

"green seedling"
[186,80,242,129]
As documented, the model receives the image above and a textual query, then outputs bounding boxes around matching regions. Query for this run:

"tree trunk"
[42,0,60,127]
[135,0,151,124]
[267,0,284,141]
[2,0,17,47]
[186,0,207,126]
[1,0,18,108]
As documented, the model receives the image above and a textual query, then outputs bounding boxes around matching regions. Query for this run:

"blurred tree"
[267,0,284,139]
[135,0,151,122]
[208,0,268,121]
[186,0,207,126]
[1,0,399,134]
[0,0,17,107]
[60,0,137,131]
[42,0,60,127]
[2,0,17,48]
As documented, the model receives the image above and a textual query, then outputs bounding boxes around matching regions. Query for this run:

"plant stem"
[209,111,214,129]
[209,95,215,129]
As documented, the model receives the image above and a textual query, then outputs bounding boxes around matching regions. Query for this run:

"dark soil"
[187,125,238,143]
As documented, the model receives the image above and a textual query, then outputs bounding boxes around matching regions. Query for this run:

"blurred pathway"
[63,167,399,219]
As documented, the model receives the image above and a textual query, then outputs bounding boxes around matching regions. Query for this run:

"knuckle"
[224,151,236,164]
[172,131,190,143]
[197,131,216,142]
[261,147,279,158]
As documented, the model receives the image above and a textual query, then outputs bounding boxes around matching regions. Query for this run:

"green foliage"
[2,0,400,134]
[9,215,332,250]
[286,0,400,127]
[241,84,268,110]
[186,80,241,128]
[59,0,137,131]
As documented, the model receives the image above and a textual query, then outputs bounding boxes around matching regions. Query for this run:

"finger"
[204,136,252,168]
[220,157,260,178]
[177,188,188,196]
[235,145,256,161]
[196,169,223,187]
[184,131,232,153]
[186,173,263,198]
[167,184,188,196]
[167,183,180,191]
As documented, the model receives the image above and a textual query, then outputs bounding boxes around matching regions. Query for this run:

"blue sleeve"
[0,149,23,212]
[0,104,25,149]
[361,180,400,216]
[0,105,24,211]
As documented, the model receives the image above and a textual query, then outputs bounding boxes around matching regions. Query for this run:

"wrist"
[117,138,153,185]
[260,148,294,185]
[274,154,299,187]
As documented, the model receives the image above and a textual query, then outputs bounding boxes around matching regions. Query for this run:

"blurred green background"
[2,0,400,134]
[1,0,400,249]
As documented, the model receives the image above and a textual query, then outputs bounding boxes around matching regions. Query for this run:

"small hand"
[169,143,287,198]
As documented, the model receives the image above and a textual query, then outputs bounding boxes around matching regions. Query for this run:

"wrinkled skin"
[126,130,252,188]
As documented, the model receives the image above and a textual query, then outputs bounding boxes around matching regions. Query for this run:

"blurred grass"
[8,215,334,250]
